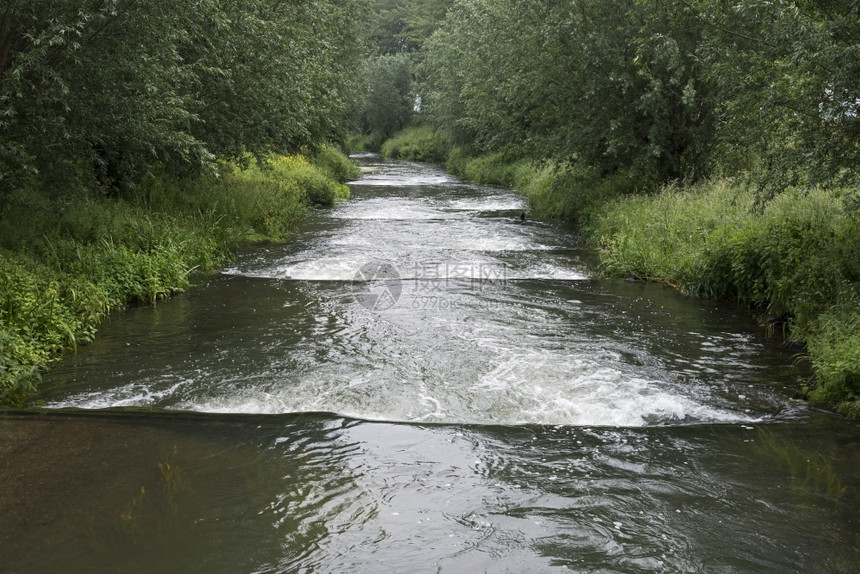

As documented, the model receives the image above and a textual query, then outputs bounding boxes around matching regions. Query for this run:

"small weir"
[2,156,857,573]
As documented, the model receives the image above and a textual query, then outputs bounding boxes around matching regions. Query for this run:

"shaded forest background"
[1,0,858,413]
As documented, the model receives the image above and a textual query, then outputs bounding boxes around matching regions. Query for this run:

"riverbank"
[0,147,358,406]
[377,126,860,417]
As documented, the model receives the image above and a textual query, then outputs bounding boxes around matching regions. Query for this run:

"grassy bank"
[379,126,449,163]
[585,182,860,416]
[0,147,357,406]
[378,128,636,221]
[378,126,860,416]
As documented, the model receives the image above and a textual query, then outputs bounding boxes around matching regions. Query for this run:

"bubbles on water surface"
[43,157,786,426]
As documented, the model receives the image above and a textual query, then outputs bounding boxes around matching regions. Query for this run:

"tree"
[0,0,371,197]
[422,0,718,183]
[370,0,454,54]
[0,1,204,193]
[360,53,414,139]
[692,0,860,193]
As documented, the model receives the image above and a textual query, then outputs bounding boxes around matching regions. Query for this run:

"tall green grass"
[443,148,637,223]
[586,181,860,416]
[311,144,362,184]
[446,149,537,189]
[0,150,355,406]
[380,126,448,163]
[515,163,639,221]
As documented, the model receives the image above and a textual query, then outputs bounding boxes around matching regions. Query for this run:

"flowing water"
[2,156,858,573]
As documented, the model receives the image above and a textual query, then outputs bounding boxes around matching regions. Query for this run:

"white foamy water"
[330,198,445,220]
[470,352,754,426]
[49,343,757,426]
[47,286,761,427]
[43,156,783,426]
[223,255,589,282]
[352,163,457,187]
[444,196,526,212]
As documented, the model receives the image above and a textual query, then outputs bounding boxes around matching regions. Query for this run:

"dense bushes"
[0,1,369,197]
[312,145,362,184]
[380,126,448,163]
[806,297,860,417]
[586,182,860,416]
[0,151,354,406]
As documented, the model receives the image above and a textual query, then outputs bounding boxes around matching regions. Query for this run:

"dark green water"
[2,156,857,573]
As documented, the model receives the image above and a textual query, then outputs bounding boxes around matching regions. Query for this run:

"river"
[1,155,857,573]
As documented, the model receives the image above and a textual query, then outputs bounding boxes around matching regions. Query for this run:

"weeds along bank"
[586,183,860,418]
[0,148,357,406]
[378,127,860,417]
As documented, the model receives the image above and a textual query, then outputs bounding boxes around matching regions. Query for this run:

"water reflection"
[2,412,857,573]
[6,157,857,572]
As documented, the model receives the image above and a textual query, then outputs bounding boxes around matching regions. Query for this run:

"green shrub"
[346,133,385,153]
[444,146,471,176]
[380,126,449,163]
[0,150,345,406]
[805,292,860,417]
[586,180,753,285]
[0,327,42,407]
[269,155,349,207]
[311,145,361,183]
[460,152,536,188]
[518,162,634,222]
[587,180,860,415]
[0,256,108,405]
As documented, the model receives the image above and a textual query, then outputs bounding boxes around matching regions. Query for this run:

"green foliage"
[380,126,448,163]
[695,0,860,194]
[359,53,416,141]
[421,0,717,183]
[805,294,860,417]
[516,163,638,222]
[459,152,530,187]
[345,133,384,154]
[311,145,361,184]
[268,156,350,207]
[587,181,860,414]
[443,147,472,177]
[0,256,103,405]
[0,0,371,196]
[0,151,349,405]
[357,1,454,146]
[421,0,860,194]
[586,180,754,287]
[370,0,455,54]
[445,147,540,191]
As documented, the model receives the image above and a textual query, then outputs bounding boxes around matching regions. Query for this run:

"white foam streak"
[331,201,444,220]
[48,377,192,410]
[222,258,590,282]
[470,351,755,426]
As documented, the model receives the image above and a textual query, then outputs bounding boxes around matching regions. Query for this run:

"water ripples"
[17,157,856,574]
[44,157,795,425]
